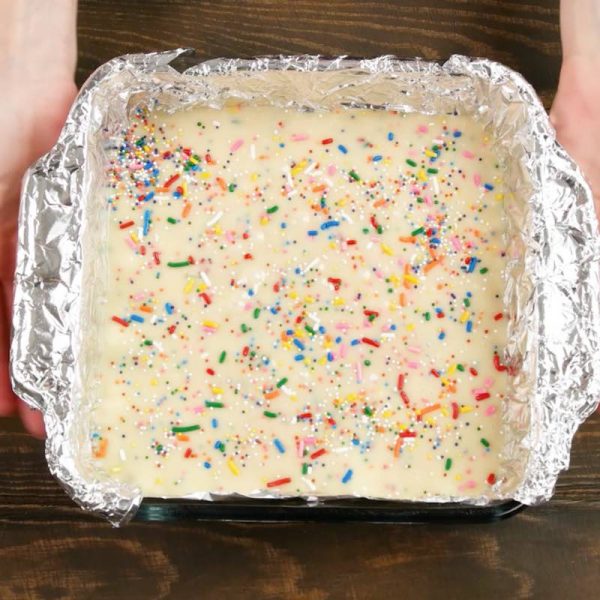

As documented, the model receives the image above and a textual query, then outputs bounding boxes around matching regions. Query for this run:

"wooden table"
[2,1,599,598]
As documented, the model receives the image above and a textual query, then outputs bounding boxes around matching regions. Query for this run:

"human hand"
[0,0,77,437]
[551,54,600,218]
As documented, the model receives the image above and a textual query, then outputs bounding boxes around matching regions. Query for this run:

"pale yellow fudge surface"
[88,104,509,500]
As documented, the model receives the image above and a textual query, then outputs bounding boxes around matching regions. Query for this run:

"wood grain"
[3,1,599,599]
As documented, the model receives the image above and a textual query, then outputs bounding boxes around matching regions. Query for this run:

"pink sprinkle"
[485,405,497,416]
[472,387,487,396]
[407,360,419,369]
[243,302,253,310]
[297,440,304,458]
[327,165,337,176]
[411,185,421,194]
[335,322,350,331]
[451,236,462,251]
[132,292,146,301]
[230,138,244,152]
[473,173,482,186]
[225,231,235,242]
[193,405,205,414]
[466,480,476,489]
[125,238,137,252]
[202,326,217,333]
[373,269,384,279]
[462,150,475,159]
[355,362,363,383]
[303,436,316,446]
[424,195,433,206]
[407,346,421,354]
[291,133,309,142]
[483,377,494,389]
[339,344,347,358]
[129,161,143,171]
[417,124,429,133]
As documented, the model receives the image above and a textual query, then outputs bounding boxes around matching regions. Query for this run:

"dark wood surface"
[3,1,599,598]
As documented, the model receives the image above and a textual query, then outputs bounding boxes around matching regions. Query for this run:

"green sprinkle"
[172,425,200,433]
[305,325,316,335]
[364,359,371,366]
[481,438,490,448]
[445,458,452,471]
[263,411,278,418]
[416,196,424,203]
[457,364,465,372]
[377,225,383,234]
[253,308,260,319]
[167,217,177,224]
[205,401,224,408]
[302,463,309,475]
[349,170,361,181]
[219,351,227,364]
[276,377,288,388]
[266,205,279,214]
[368,314,376,322]
[463,298,471,307]
[363,406,373,417]
[155,444,163,453]
[427,167,439,174]
[167,260,190,268]
[143,340,153,346]
[406,158,417,167]
[479,267,489,274]
[228,183,236,192]
[411,226,425,236]
[241,323,249,333]
[424,312,431,321]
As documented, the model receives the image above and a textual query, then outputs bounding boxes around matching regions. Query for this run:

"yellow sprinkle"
[441,377,450,387]
[294,328,305,339]
[424,149,436,158]
[150,378,158,386]
[329,241,337,250]
[110,466,122,474]
[333,297,345,306]
[318,356,327,365]
[455,474,462,482]
[382,410,393,419]
[260,216,269,225]
[406,323,415,331]
[250,173,259,182]
[346,393,357,403]
[460,311,470,323]
[198,282,207,292]
[381,243,394,256]
[495,192,504,201]
[404,274,419,285]
[154,478,163,485]
[183,278,196,294]
[389,274,400,285]
[460,405,474,413]
[337,197,348,207]
[227,459,240,476]
[291,160,307,176]
[130,232,139,244]
[448,364,457,375]
[440,407,449,418]
[211,387,224,395]
[199,171,211,180]
[289,291,298,299]
[417,169,427,182]
[304,296,315,304]
[203,320,218,329]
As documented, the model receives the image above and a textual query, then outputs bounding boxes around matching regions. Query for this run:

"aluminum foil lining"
[11,50,600,526]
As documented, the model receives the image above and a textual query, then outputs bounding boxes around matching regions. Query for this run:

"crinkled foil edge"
[11,50,600,525]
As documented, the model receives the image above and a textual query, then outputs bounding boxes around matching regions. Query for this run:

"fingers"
[0,271,17,417]
[17,400,45,439]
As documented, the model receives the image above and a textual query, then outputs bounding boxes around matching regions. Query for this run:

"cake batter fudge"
[88,104,510,500]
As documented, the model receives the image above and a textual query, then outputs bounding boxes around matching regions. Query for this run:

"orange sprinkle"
[373,199,386,208]
[399,236,416,243]
[93,438,108,459]
[264,390,281,400]
[216,177,227,191]
[423,260,439,273]
[312,184,327,193]
[417,403,442,420]
[176,434,190,442]
[399,293,407,307]
[393,435,403,457]
[139,305,153,313]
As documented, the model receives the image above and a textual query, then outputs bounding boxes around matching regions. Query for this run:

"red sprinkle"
[487,473,497,485]
[362,337,380,348]
[184,448,193,458]
[327,277,342,290]
[167,325,176,335]
[267,477,292,488]
[206,368,215,376]
[400,390,411,407]
[399,431,417,438]
[199,292,212,305]
[494,312,504,321]
[370,215,380,231]
[493,354,508,372]
[119,220,135,229]
[153,251,161,265]
[470,367,478,376]
[297,412,313,420]
[451,402,460,419]
[310,448,327,460]
[244,253,253,260]
[242,346,249,357]
[346,239,357,245]
[397,374,405,390]
[321,137,334,145]
[430,369,440,378]
[475,392,491,401]
[111,316,129,327]
[163,174,180,189]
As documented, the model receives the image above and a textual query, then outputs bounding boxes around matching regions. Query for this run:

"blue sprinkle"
[351,339,360,346]
[270,307,278,315]
[286,329,294,336]
[327,352,334,362]
[430,237,441,246]
[321,220,340,230]
[467,291,472,297]
[144,191,155,202]
[248,289,255,296]
[387,132,394,141]
[338,144,348,154]
[318,326,326,334]
[294,267,302,274]
[214,440,224,451]
[294,354,305,361]
[165,303,174,315]
[211,418,218,429]
[307,230,318,237]
[204,461,212,469]
[372,155,383,162]
[467,258,478,273]
[142,209,151,236]
[466,320,473,333]
[352,438,360,446]
[262,356,270,365]
[453,130,462,138]
[293,339,305,351]
[438,331,446,340]
[390,324,397,331]
[130,314,145,323]
[484,183,494,191]
[335,336,342,343]
[342,469,353,484]
[173,191,181,198]
[280,222,287,229]
[274,438,285,454]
